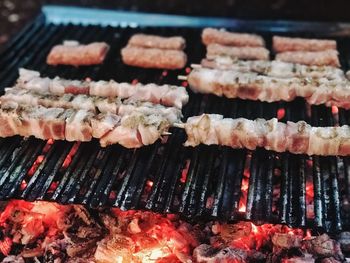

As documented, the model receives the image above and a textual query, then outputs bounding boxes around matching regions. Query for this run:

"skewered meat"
[201,57,345,80]
[273,36,337,52]
[202,28,265,47]
[276,50,340,67]
[47,41,110,66]
[121,45,187,69]
[16,68,189,109]
[128,34,186,50]
[180,114,350,156]
[0,102,171,148]
[187,67,350,109]
[1,88,182,124]
[206,43,269,61]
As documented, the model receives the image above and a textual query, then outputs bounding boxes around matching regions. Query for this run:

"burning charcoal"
[338,232,350,254]
[303,234,344,261]
[127,218,141,234]
[177,222,205,247]
[193,244,247,263]
[320,258,342,263]
[66,239,98,258]
[272,233,302,249]
[95,235,135,263]
[219,222,256,249]
[44,240,67,263]
[282,255,315,263]
[246,250,266,262]
[21,246,43,258]
[1,255,25,263]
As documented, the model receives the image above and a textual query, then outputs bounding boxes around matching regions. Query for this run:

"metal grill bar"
[0,8,348,232]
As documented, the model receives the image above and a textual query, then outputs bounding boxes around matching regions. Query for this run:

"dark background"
[1,0,350,48]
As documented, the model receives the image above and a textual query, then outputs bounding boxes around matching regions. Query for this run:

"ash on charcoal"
[193,244,247,263]
[303,234,344,261]
[338,232,350,254]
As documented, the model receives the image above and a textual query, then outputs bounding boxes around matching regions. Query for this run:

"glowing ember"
[162,70,168,77]
[131,79,139,85]
[332,105,339,115]
[62,142,80,169]
[277,108,286,120]
[185,67,191,74]
[146,180,154,188]
[181,81,188,87]
[180,160,190,184]
[238,168,250,213]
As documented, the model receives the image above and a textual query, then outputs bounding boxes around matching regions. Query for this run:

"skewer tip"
[178,75,188,81]
[173,123,185,129]
[190,64,202,69]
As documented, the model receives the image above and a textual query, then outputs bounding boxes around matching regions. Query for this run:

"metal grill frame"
[0,6,349,233]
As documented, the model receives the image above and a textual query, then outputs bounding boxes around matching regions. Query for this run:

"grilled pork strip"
[276,50,340,67]
[187,67,350,109]
[128,34,186,50]
[206,43,270,61]
[121,45,187,69]
[1,88,182,124]
[182,114,350,156]
[273,36,337,52]
[16,69,189,109]
[202,28,265,47]
[201,57,345,80]
[47,41,110,66]
[0,103,171,148]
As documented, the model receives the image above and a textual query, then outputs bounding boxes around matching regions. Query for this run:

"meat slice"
[91,113,121,138]
[276,50,340,67]
[65,109,93,141]
[285,121,311,154]
[128,34,186,50]
[0,102,22,137]
[201,57,345,80]
[207,43,269,61]
[308,127,340,155]
[202,28,265,47]
[47,41,110,66]
[273,36,337,52]
[121,45,187,69]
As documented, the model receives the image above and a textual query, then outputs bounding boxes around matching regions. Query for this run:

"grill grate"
[0,7,349,233]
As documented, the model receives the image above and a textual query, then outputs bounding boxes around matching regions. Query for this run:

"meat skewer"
[184,67,350,109]
[16,68,189,109]
[0,102,171,148]
[199,57,345,80]
[275,50,340,67]
[1,88,182,124]
[47,41,110,66]
[128,34,186,50]
[202,28,265,47]
[177,114,350,156]
[206,43,270,61]
[273,36,337,52]
[121,45,187,69]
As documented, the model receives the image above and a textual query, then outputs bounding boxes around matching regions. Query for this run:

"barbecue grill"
[0,5,349,234]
